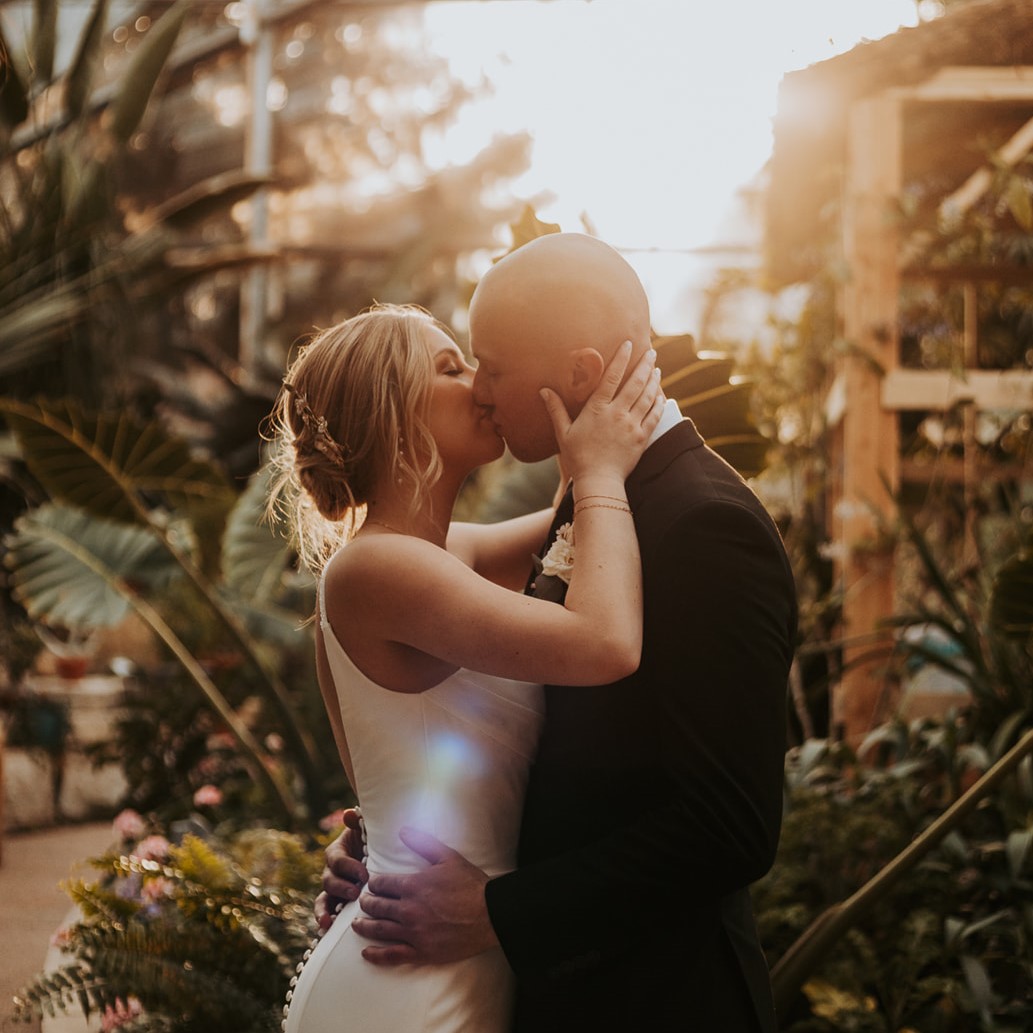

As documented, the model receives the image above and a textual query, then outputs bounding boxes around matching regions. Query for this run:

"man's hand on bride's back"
[314,808,369,932]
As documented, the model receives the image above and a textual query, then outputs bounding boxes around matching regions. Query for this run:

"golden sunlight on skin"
[424,0,921,326]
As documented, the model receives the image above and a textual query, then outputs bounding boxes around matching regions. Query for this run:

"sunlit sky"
[423,0,924,330]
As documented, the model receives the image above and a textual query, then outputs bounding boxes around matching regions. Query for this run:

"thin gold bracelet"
[574,493,628,505]
[574,502,632,515]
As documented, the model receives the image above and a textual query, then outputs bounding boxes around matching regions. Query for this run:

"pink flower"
[101,996,143,1031]
[141,877,175,903]
[206,731,236,752]
[319,809,346,832]
[49,926,73,950]
[112,809,147,841]
[133,835,171,861]
[192,784,223,808]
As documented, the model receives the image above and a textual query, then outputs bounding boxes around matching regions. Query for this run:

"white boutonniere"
[541,522,575,583]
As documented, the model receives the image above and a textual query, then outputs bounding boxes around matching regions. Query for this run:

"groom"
[319,233,797,1032]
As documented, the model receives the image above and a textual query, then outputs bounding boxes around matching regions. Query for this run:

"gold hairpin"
[284,382,348,467]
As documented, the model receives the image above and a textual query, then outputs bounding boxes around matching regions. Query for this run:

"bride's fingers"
[626,364,661,421]
[593,339,633,402]
[540,386,572,440]
[641,384,666,433]
[615,348,658,412]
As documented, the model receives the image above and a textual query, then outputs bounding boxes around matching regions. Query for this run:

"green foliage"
[0,397,235,530]
[12,827,324,1032]
[756,725,1033,1032]
[1,412,336,823]
[0,1,273,410]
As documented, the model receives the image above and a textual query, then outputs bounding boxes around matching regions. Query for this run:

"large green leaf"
[31,0,57,85]
[222,464,295,601]
[105,0,190,144]
[64,0,110,120]
[151,170,276,230]
[4,503,173,629]
[0,397,235,526]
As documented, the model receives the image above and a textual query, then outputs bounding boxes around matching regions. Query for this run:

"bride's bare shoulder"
[323,534,461,597]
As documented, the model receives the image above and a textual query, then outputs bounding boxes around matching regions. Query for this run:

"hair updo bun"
[266,303,445,572]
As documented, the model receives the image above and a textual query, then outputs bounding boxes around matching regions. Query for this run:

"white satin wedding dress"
[283,577,544,1033]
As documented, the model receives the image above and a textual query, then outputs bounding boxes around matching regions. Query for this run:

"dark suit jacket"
[485,418,797,1032]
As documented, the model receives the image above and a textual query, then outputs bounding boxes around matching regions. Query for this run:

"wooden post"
[833,95,902,744]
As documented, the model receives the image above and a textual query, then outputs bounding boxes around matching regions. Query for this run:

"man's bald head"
[468,233,653,462]
[471,232,650,364]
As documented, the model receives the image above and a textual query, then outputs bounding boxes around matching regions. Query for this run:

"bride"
[269,303,662,1032]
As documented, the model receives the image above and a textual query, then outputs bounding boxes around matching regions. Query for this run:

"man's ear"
[565,348,605,404]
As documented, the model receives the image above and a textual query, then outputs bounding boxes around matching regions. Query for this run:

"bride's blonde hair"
[267,304,445,573]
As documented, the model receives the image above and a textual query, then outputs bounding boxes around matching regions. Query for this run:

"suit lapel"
[524,484,574,597]
[521,418,703,598]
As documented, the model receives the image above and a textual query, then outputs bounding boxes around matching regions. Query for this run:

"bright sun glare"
[424,0,921,330]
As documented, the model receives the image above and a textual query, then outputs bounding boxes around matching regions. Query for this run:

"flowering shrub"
[13,814,327,1032]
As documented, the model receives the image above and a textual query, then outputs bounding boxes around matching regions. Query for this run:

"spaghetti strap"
[317,568,331,633]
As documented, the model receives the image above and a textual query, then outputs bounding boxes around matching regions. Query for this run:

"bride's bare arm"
[326,344,663,687]
[446,508,555,590]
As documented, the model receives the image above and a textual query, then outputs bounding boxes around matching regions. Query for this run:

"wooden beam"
[941,111,1033,224]
[881,369,1033,411]
[901,108,1033,267]
[900,456,1025,485]
[889,66,1033,102]
[835,94,902,745]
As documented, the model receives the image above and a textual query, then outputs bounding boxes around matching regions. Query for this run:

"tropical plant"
[757,716,1033,1032]
[762,511,1033,1026]
[11,817,327,1031]
[0,0,275,400]
[0,398,336,826]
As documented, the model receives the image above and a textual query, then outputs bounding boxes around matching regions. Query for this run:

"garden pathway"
[0,821,113,1033]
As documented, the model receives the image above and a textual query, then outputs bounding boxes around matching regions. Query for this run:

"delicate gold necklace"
[363,518,410,536]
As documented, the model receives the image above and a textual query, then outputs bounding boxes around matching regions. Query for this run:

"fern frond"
[172,833,239,891]
[62,878,141,925]
[11,964,117,1023]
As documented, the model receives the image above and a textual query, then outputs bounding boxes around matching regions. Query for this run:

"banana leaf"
[0,397,235,527]
[5,503,173,629]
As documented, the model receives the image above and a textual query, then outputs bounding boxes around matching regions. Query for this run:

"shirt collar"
[647,397,684,448]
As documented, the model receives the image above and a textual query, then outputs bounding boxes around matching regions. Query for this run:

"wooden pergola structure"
[767,0,1033,743]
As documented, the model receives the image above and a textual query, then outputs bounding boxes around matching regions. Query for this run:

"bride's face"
[422,325,505,472]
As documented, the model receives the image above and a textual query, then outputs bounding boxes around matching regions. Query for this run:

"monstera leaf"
[5,503,174,629]
[0,397,235,529]
[222,464,290,600]
[220,463,317,645]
